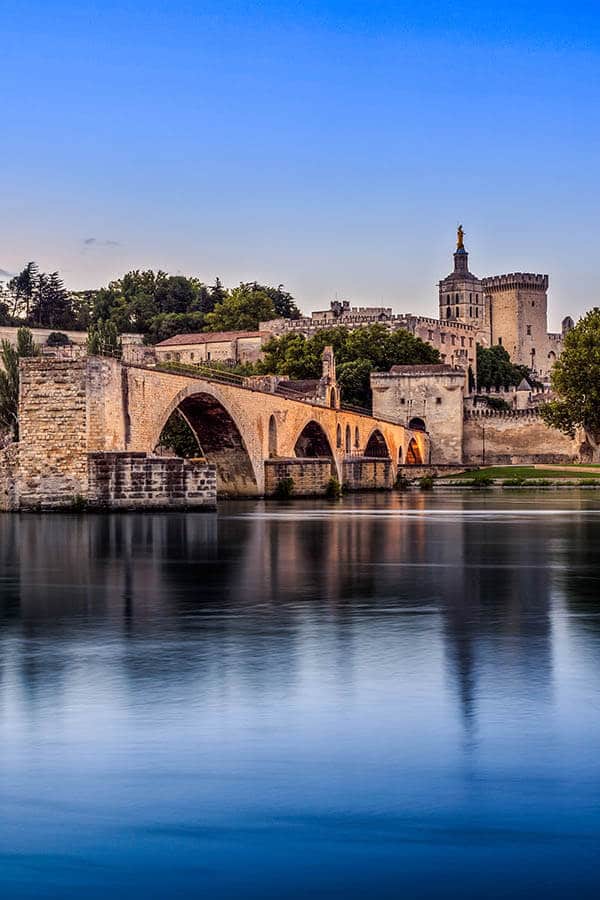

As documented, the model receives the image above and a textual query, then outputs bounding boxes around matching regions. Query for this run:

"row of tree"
[0,264,301,338]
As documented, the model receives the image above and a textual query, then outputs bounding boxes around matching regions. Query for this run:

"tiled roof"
[156,330,269,347]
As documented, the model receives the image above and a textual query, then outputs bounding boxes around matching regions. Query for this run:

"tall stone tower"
[438,226,488,341]
[481,272,549,373]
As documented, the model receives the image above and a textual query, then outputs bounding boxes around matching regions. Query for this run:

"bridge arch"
[294,419,334,459]
[364,428,390,458]
[152,385,260,497]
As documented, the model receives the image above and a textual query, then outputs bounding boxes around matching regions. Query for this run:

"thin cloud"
[82,237,121,249]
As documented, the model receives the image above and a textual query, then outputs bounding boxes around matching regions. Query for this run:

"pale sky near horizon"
[2,0,599,330]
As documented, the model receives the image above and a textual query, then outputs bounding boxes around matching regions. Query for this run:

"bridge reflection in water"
[1,493,600,897]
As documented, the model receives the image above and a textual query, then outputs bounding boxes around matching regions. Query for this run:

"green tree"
[145,312,206,345]
[87,320,121,356]
[0,328,40,440]
[157,411,201,457]
[256,324,439,408]
[241,282,300,319]
[476,344,531,390]
[7,262,39,319]
[204,285,276,332]
[540,308,600,439]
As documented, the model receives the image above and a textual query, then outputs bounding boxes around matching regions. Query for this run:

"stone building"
[154,330,270,366]
[371,363,578,466]
[371,364,466,464]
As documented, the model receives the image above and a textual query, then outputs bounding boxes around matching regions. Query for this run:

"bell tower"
[438,226,487,339]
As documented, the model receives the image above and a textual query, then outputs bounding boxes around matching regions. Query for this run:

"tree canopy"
[476,344,533,390]
[0,328,40,441]
[0,264,301,342]
[255,325,440,408]
[540,309,600,439]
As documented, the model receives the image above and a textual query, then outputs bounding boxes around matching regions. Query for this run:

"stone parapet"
[481,273,549,292]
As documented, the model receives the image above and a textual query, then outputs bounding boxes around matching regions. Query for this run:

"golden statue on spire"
[457,224,465,250]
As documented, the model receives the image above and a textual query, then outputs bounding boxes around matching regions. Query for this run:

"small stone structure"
[371,364,465,464]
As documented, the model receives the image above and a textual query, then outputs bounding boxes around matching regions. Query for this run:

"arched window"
[345,425,351,454]
[446,308,451,319]
[447,294,451,304]
[456,307,459,317]
[354,426,360,449]
[409,417,426,432]
[336,424,342,448]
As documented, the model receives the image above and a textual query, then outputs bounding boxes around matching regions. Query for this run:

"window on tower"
[469,307,472,317]
[456,307,459,317]
[527,324,532,335]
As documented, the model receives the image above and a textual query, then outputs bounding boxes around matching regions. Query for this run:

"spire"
[453,224,469,274]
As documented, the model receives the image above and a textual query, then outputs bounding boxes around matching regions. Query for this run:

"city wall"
[463,410,577,465]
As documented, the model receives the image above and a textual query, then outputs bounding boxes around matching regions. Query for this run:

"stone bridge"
[3,357,429,510]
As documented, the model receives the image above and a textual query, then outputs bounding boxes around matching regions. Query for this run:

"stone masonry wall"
[0,444,19,511]
[342,458,393,490]
[88,453,216,509]
[18,359,89,510]
[264,458,333,496]
[463,411,577,465]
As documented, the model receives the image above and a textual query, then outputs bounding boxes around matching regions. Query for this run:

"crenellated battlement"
[481,273,548,292]
[464,408,542,420]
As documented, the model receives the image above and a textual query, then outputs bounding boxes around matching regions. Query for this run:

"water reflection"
[1,493,600,898]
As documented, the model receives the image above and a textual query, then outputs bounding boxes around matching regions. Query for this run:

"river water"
[1,492,600,898]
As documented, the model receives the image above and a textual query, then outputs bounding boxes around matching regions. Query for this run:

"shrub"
[46,332,71,347]
[71,494,87,512]
[419,475,434,491]
[471,473,494,488]
[325,477,342,499]
[273,476,294,499]
[394,472,410,491]
[502,476,525,487]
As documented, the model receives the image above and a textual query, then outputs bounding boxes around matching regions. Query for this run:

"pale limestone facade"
[371,365,466,464]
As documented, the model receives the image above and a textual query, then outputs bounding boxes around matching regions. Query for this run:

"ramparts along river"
[1,491,600,898]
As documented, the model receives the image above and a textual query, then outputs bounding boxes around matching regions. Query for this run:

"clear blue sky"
[1,0,599,326]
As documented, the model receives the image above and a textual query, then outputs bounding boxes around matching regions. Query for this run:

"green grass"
[449,466,600,481]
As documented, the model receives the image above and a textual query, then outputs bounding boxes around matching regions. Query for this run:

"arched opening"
[398,446,403,464]
[406,438,423,465]
[336,424,342,449]
[329,387,337,408]
[268,415,278,457]
[154,392,258,497]
[294,421,334,458]
[408,417,427,432]
[345,424,351,454]
[156,409,202,459]
[364,429,390,458]
[354,426,360,449]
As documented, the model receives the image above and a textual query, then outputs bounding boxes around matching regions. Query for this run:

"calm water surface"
[1,491,600,898]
